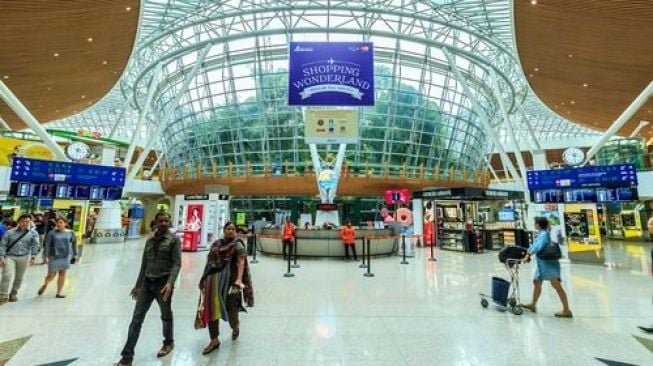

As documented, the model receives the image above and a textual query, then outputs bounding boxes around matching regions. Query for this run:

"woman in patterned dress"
[199,221,254,355]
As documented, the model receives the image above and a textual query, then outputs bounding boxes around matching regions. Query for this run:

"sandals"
[157,343,174,358]
[522,303,537,313]
[555,311,573,318]
[202,339,220,355]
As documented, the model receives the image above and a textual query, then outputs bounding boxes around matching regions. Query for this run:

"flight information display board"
[10,157,126,187]
[531,187,638,203]
[526,164,637,189]
[10,182,122,201]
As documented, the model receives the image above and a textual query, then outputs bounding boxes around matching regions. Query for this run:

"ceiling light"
[534,67,539,72]
[81,95,86,99]
[126,6,132,11]
[53,52,60,57]
[529,74,534,77]
[568,54,573,58]
[2,75,8,80]
[561,102,565,105]
[47,86,52,91]
[570,100,575,105]
[102,60,108,65]
[55,109,60,113]
[582,83,588,87]
[531,0,537,4]
[87,37,93,42]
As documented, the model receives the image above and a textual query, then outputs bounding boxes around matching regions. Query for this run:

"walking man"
[0,214,39,304]
[116,212,182,365]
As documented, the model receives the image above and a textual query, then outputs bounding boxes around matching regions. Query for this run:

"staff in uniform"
[281,217,295,261]
[340,220,358,260]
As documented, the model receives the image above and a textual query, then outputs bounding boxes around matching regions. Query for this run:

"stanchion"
[250,225,259,264]
[283,244,294,277]
[359,235,367,268]
[291,237,300,268]
[364,238,374,277]
[400,235,409,264]
[428,229,437,262]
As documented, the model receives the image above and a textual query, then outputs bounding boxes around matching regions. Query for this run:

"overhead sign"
[304,109,359,144]
[526,164,637,190]
[531,187,638,203]
[10,157,126,187]
[288,42,375,106]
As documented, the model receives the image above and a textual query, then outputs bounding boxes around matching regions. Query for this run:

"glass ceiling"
[46,0,599,168]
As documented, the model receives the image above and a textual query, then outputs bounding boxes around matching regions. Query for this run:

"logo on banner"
[288,42,375,106]
[318,169,338,191]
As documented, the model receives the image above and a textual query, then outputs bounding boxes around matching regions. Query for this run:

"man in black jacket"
[116,212,182,366]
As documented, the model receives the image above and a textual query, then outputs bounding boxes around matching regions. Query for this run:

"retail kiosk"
[174,194,230,251]
[413,188,527,253]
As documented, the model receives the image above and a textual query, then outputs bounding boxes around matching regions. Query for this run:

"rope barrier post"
[364,238,374,277]
[250,224,259,264]
[400,234,409,264]
[428,229,437,262]
[291,237,300,268]
[359,235,367,268]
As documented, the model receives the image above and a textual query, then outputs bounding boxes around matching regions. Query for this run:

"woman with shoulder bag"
[198,221,254,355]
[38,217,78,298]
[522,217,572,318]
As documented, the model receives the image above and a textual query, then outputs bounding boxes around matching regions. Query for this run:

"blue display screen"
[527,164,637,189]
[532,187,638,203]
[10,157,126,187]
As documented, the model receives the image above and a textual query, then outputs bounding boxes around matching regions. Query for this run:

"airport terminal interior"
[0,1,652,365]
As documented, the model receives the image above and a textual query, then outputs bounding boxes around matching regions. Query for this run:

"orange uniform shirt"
[282,223,295,240]
[340,226,356,245]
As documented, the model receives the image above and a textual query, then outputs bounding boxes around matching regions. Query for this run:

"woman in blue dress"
[522,217,572,318]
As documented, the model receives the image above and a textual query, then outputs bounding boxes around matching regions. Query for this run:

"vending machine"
[174,194,230,251]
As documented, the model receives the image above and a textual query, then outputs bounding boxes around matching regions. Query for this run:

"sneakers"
[157,343,174,358]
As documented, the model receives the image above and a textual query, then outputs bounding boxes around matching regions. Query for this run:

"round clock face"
[562,147,585,166]
[66,142,90,160]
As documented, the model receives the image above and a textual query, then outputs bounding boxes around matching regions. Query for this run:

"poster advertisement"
[186,204,203,241]
[304,109,359,144]
[564,212,589,238]
[288,42,374,106]
[0,136,56,166]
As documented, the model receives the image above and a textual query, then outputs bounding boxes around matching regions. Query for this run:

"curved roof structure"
[515,0,653,137]
[0,0,140,129]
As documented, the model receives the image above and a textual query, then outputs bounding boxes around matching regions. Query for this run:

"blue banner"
[288,42,374,106]
[10,157,126,187]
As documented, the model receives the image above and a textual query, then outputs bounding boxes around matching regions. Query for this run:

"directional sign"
[527,164,637,190]
[10,157,126,187]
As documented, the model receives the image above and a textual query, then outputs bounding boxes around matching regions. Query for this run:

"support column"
[584,81,653,165]
[629,120,650,138]
[442,48,522,188]
[0,80,68,161]
[0,115,11,131]
[483,156,500,181]
[127,44,212,182]
[516,104,543,152]
[108,97,132,139]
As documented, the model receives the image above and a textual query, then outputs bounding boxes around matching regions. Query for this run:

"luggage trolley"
[480,246,527,315]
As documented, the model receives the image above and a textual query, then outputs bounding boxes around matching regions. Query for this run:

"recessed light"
[55,109,60,113]
[47,86,52,91]
[126,6,131,11]
[87,37,93,42]
[2,75,8,80]
[529,74,534,77]
[102,60,108,65]
[38,104,42,108]
[561,102,565,105]
[81,95,86,99]
[582,83,588,87]
[53,52,60,57]
[568,54,573,58]
[531,0,537,4]
[534,67,539,72]
[113,71,117,74]
[570,100,575,105]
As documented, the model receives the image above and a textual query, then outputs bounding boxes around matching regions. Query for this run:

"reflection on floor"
[0,238,651,365]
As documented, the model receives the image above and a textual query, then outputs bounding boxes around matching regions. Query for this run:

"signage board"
[288,42,374,106]
[184,194,210,201]
[11,157,126,187]
[384,188,410,205]
[305,109,359,144]
[10,182,122,201]
[316,203,338,211]
[526,164,637,190]
[530,187,638,203]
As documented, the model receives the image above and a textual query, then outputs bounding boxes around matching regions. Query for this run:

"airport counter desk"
[258,228,397,257]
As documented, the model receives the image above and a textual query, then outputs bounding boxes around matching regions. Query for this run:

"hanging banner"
[304,109,359,144]
[288,42,374,106]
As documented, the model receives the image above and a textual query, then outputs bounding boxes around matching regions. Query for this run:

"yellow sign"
[305,109,359,144]
[0,136,56,166]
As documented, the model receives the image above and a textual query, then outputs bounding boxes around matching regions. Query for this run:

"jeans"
[208,293,241,339]
[0,255,30,298]
[121,277,174,362]
[282,239,294,260]
[344,244,358,260]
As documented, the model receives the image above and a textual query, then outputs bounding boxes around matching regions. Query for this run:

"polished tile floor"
[0,239,651,365]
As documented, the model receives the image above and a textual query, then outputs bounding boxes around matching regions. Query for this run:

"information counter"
[258,228,397,257]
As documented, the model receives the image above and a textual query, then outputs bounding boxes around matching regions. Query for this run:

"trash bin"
[491,276,510,307]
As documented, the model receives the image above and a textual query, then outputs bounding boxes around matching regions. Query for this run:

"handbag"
[537,234,562,260]
[194,292,207,329]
